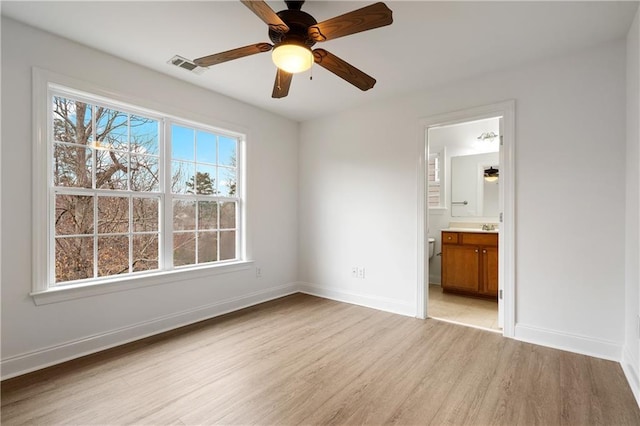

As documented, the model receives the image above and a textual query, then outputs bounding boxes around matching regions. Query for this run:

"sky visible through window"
[171,125,236,166]
[171,124,237,196]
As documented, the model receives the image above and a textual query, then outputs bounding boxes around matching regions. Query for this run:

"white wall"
[1,18,299,378]
[299,39,627,359]
[624,7,640,403]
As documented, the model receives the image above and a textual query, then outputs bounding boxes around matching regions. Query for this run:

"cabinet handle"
[475,249,479,253]
[448,236,452,240]
[483,249,487,253]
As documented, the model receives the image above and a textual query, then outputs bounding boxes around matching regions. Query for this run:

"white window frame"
[31,69,251,305]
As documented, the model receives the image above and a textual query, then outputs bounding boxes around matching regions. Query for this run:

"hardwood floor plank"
[2,294,639,425]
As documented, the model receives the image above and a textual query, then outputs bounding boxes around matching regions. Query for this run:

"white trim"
[622,345,640,407]
[31,260,254,305]
[418,100,516,337]
[298,282,415,317]
[514,323,622,362]
[32,68,50,293]
[3,281,298,380]
[416,122,428,319]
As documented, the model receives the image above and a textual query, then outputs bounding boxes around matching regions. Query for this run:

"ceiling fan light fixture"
[272,43,313,73]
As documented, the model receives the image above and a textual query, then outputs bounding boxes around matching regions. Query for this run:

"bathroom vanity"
[441,230,498,300]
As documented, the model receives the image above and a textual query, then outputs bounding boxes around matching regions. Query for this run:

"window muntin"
[49,90,242,288]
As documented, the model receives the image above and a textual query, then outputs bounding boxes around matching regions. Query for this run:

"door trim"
[417,100,516,338]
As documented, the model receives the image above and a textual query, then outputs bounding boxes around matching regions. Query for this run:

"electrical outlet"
[351,267,358,278]
[256,267,262,278]
[358,267,365,279]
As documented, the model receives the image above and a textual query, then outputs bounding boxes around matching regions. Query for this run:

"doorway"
[417,101,515,337]
[428,117,501,331]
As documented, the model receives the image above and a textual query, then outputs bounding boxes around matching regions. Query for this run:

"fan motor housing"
[269,9,317,48]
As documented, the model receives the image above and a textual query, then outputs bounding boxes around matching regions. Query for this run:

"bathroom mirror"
[451,152,499,218]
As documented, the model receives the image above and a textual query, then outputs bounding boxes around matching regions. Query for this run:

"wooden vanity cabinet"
[441,231,498,300]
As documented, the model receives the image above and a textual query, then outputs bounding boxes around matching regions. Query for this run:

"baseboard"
[514,323,622,361]
[1,282,299,380]
[622,345,640,407]
[298,282,415,317]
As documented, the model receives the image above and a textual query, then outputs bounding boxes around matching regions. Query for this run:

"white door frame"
[416,100,516,338]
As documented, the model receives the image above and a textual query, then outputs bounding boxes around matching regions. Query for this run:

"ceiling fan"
[193,0,393,98]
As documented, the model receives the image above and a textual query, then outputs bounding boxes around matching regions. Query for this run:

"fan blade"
[272,69,293,98]
[194,43,272,67]
[313,49,376,91]
[308,2,392,42]
[240,0,289,33]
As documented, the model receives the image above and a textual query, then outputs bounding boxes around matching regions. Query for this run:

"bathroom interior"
[427,117,501,332]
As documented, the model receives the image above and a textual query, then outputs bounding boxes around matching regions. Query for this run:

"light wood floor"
[2,294,639,425]
[428,284,500,331]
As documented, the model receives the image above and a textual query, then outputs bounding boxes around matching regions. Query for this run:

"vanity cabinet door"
[442,244,479,293]
[480,246,498,297]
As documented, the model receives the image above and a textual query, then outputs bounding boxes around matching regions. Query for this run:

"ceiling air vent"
[168,55,206,75]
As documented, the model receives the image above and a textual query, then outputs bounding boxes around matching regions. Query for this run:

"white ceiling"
[2,1,637,122]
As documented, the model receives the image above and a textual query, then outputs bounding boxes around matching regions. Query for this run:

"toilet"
[428,237,435,259]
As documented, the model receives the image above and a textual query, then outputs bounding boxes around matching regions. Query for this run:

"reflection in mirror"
[427,149,444,209]
[451,152,499,218]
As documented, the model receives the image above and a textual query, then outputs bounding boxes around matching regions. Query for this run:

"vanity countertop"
[442,227,499,234]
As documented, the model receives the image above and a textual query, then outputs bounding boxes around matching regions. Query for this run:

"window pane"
[172,125,194,161]
[218,166,236,197]
[96,149,128,190]
[55,194,94,235]
[219,136,236,167]
[194,165,216,195]
[198,201,218,229]
[220,230,236,261]
[55,236,94,283]
[133,234,158,272]
[97,196,128,234]
[131,155,159,192]
[98,235,130,277]
[174,232,196,267]
[133,197,159,232]
[131,115,159,155]
[220,202,236,229]
[196,130,216,164]
[171,160,195,194]
[54,144,92,188]
[198,231,217,263]
[53,97,92,145]
[95,108,128,151]
[173,200,196,230]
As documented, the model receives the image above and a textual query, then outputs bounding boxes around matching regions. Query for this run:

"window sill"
[31,260,254,306]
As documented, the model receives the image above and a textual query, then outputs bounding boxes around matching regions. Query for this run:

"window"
[40,84,243,291]
[170,124,238,267]
[427,151,444,209]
